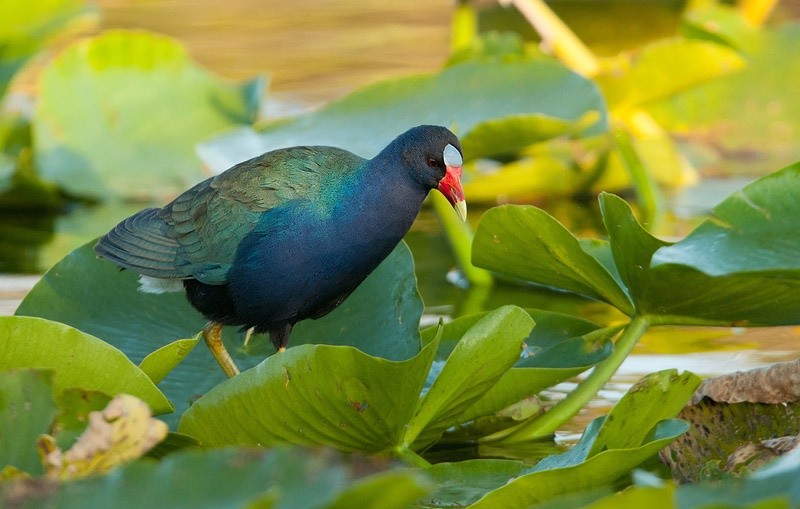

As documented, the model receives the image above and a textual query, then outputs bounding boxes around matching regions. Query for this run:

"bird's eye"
[427,158,438,168]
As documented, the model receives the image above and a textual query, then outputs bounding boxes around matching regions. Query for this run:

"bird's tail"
[95,208,187,278]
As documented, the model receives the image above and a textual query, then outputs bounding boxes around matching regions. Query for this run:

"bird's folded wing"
[95,207,186,278]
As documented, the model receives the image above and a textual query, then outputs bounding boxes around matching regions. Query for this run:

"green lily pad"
[16,240,423,428]
[600,192,800,325]
[405,306,534,447]
[420,310,615,430]
[180,306,539,453]
[0,316,171,414]
[472,205,634,314]
[34,29,263,200]
[460,112,599,160]
[652,163,800,276]
[423,459,529,507]
[179,340,440,452]
[0,370,56,477]
[324,469,432,509]
[139,335,200,385]
[198,59,607,171]
[0,0,94,98]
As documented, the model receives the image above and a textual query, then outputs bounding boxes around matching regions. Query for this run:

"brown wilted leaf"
[691,359,800,404]
[660,360,800,483]
[38,394,168,480]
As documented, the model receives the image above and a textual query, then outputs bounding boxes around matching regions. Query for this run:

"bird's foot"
[268,323,293,353]
[203,322,240,378]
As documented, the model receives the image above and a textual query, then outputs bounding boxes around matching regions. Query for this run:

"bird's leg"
[268,323,293,353]
[203,322,240,378]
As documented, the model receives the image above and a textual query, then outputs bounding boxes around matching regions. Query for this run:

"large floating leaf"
[597,37,746,112]
[179,341,439,452]
[0,0,94,98]
[198,59,607,171]
[650,19,800,174]
[652,163,800,276]
[0,316,171,414]
[34,29,263,200]
[600,192,800,325]
[473,172,800,325]
[0,370,56,477]
[16,240,423,427]
[472,205,633,314]
[180,306,534,454]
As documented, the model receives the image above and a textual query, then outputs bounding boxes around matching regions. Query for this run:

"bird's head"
[393,125,467,221]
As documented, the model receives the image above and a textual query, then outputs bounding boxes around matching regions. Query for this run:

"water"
[4,0,800,447]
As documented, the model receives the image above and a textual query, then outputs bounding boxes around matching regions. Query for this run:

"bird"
[95,125,466,378]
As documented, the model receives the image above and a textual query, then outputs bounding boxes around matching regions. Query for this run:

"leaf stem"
[393,446,432,468]
[483,315,650,442]
[500,0,599,76]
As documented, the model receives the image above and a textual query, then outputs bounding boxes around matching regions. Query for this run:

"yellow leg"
[203,322,240,378]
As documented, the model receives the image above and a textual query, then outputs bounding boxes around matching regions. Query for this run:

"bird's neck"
[331,156,428,252]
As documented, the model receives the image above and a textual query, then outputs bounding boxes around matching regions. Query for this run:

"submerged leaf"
[662,362,800,483]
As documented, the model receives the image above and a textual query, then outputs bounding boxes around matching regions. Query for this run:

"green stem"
[431,193,493,287]
[483,315,650,442]
[393,446,432,468]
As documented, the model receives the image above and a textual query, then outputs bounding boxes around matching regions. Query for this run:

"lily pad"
[652,163,800,276]
[178,340,440,452]
[0,0,94,98]
[596,37,746,112]
[472,205,633,314]
[0,370,56,477]
[34,29,263,200]
[198,59,607,172]
[179,306,536,454]
[405,306,534,447]
[649,19,800,175]
[0,316,171,414]
[16,240,423,428]
[600,192,800,325]
[420,309,614,429]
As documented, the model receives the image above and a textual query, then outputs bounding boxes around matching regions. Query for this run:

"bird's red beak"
[438,165,467,221]
[438,143,467,221]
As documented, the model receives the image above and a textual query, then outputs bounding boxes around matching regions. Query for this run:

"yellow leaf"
[39,394,167,480]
